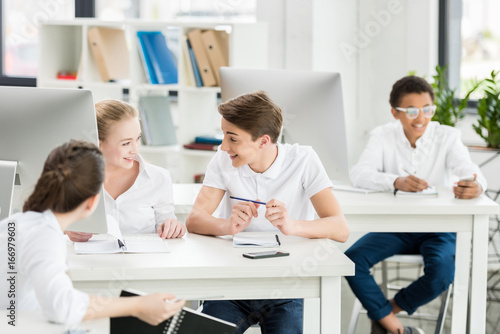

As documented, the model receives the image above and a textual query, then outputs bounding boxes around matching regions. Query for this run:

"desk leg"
[469,214,489,334]
[451,231,471,334]
[320,276,340,334]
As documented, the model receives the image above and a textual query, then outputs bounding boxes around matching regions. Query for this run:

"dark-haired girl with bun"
[0,140,184,326]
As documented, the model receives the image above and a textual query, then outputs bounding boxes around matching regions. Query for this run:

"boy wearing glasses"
[346,76,486,334]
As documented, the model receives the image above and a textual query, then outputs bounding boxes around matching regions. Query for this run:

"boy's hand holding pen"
[394,166,429,192]
[227,196,263,235]
[230,196,295,235]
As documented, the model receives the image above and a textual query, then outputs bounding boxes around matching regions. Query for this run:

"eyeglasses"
[395,105,437,119]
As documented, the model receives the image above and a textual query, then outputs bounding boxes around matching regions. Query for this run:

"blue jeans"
[345,232,455,321]
[202,299,303,334]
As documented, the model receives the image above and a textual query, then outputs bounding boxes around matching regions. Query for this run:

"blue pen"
[229,196,266,205]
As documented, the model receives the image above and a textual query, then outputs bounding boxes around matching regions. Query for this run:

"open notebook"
[395,186,438,197]
[73,216,170,254]
[74,234,170,254]
[233,234,281,248]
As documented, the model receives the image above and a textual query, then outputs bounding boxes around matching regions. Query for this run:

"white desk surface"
[334,186,499,216]
[173,183,499,216]
[67,232,353,334]
[67,232,353,297]
[336,186,498,334]
[0,310,107,333]
[171,184,499,334]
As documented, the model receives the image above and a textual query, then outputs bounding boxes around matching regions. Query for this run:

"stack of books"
[183,135,222,151]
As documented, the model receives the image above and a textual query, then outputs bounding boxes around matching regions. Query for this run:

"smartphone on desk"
[243,250,290,259]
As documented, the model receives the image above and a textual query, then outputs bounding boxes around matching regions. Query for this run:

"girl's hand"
[157,219,186,239]
[65,231,94,242]
[134,293,185,325]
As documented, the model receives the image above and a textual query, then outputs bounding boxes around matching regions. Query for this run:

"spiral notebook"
[110,290,237,334]
[395,186,438,197]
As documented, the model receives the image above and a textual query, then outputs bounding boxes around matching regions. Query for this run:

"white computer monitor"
[0,86,107,233]
[219,67,349,183]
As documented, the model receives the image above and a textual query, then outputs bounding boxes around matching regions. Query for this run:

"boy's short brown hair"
[218,90,283,143]
[389,76,435,108]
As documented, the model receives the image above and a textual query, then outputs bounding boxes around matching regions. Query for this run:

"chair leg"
[434,283,452,334]
[348,298,363,334]
[350,257,453,334]
[382,261,389,296]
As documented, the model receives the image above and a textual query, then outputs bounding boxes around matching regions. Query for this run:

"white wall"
[256,0,439,166]
[256,0,500,267]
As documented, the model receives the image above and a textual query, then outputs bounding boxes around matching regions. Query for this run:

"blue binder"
[137,31,178,84]
[186,39,203,87]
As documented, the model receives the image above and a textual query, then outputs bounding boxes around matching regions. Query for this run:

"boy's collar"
[396,120,436,148]
[240,143,283,179]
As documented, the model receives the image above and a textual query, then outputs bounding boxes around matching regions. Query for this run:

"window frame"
[0,0,95,87]
[439,0,482,111]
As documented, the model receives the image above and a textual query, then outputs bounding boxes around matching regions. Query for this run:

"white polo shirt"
[0,210,89,325]
[104,154,176,234]
[203,143,333,232]
[350,120,487,192]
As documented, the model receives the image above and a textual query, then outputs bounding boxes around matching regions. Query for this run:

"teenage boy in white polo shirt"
[186,90,349,334]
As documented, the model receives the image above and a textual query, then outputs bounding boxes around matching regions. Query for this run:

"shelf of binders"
[38,19,268,182]
[39,19,267,89]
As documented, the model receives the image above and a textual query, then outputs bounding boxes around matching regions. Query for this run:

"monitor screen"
[219,67,349,183]
[0,87,107,233]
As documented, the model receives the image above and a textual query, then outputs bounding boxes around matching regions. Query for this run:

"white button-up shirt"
[0,210,89,325]
[203,143,333,232]
[350,120,487,192]
[104,154,176,234]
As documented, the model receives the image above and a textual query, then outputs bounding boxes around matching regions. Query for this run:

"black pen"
[117,239,127,252]
[229,196,266,205]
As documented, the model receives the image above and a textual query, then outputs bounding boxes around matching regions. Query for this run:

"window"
[0,0,74,85]
[1,0,256,86]
[95,0,256,21]
[460,0,500,98]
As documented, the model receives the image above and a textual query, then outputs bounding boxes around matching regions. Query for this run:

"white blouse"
[104,154,176,234]
[0,210,89,325]
[350,121,487,192]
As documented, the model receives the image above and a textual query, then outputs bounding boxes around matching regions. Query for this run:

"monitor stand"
[0,161,17,220]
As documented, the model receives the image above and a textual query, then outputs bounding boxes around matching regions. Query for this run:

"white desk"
[171,184,499,333]
[67,232,354,334]
[332,186,499,334]
[0,310,107,333]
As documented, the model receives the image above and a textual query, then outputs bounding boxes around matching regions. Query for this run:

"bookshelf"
[38,19,268,182]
